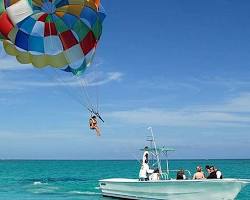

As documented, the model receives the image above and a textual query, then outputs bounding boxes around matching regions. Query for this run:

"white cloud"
[0,70,123,91]
[136,75,250,94]
[106,93,250,128]
[84,72,123,86]
[190,76,250,91]
[190,93,250,113]
[0,129,85,140]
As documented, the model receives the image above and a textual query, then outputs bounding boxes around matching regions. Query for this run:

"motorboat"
[99,178,249,200]
[99,127,250,200]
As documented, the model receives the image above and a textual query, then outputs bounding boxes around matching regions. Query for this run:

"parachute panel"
[6,0,33,25]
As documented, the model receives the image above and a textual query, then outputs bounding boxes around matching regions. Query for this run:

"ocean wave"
[69,191,101,195]
[33,181,48,185]
[25,177,87,183]
[28,187,59,194]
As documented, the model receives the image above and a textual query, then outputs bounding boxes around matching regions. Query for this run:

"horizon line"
[1,158,250,161]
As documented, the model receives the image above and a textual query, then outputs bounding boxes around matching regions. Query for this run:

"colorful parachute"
[0,0,105,75]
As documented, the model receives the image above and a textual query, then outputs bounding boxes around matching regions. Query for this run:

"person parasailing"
[89,115,101,136]
[88,108,104,136]
[0,0,106,136]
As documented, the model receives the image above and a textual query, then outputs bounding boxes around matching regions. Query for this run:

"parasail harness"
[88,108,104,123]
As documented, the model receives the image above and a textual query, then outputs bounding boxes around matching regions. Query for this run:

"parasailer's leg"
[95,126,101,136]
[90,124,101,136]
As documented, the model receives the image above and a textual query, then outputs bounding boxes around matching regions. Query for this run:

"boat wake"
[28,186,60,194]
[26,177,87,183]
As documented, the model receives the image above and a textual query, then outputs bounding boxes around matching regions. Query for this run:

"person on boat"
[205,165,211,177]
[139,159,154,181]
[89,115,100,136]
[176,169,186,180]
[215,167,223,179]
[149,168,160,181]
[207,166,217,179]
[142,146,149,164]
[193,166,205,180]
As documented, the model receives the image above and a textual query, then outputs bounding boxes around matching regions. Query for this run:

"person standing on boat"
[142,146,149,164]
[139,147,153,181]
[139,159,154,181]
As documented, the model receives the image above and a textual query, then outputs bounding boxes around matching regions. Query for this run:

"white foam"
[33,181,44,185]
[69,191,101,195]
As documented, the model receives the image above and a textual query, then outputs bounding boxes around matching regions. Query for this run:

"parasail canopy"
[0,0,105,76]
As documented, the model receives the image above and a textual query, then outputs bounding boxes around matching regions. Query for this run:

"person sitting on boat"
[205,165,211,177]
[193,166,205,180]
[89,115,100,136]
[149,168,160,181]
[215,167,223,179]
[139,159,154,181]
[207,166,217,179]
[176,169,186,180]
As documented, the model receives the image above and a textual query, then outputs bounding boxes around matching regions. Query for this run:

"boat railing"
[161,170,192,180]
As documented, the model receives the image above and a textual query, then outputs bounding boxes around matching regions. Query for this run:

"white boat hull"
[99,178,249,200]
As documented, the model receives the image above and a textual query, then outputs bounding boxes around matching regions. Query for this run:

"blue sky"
[0,0,250,159]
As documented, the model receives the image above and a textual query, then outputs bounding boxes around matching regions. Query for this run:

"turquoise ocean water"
[0,160,249,200]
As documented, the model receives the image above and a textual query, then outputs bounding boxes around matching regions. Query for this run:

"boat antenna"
[147,127,162,175]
